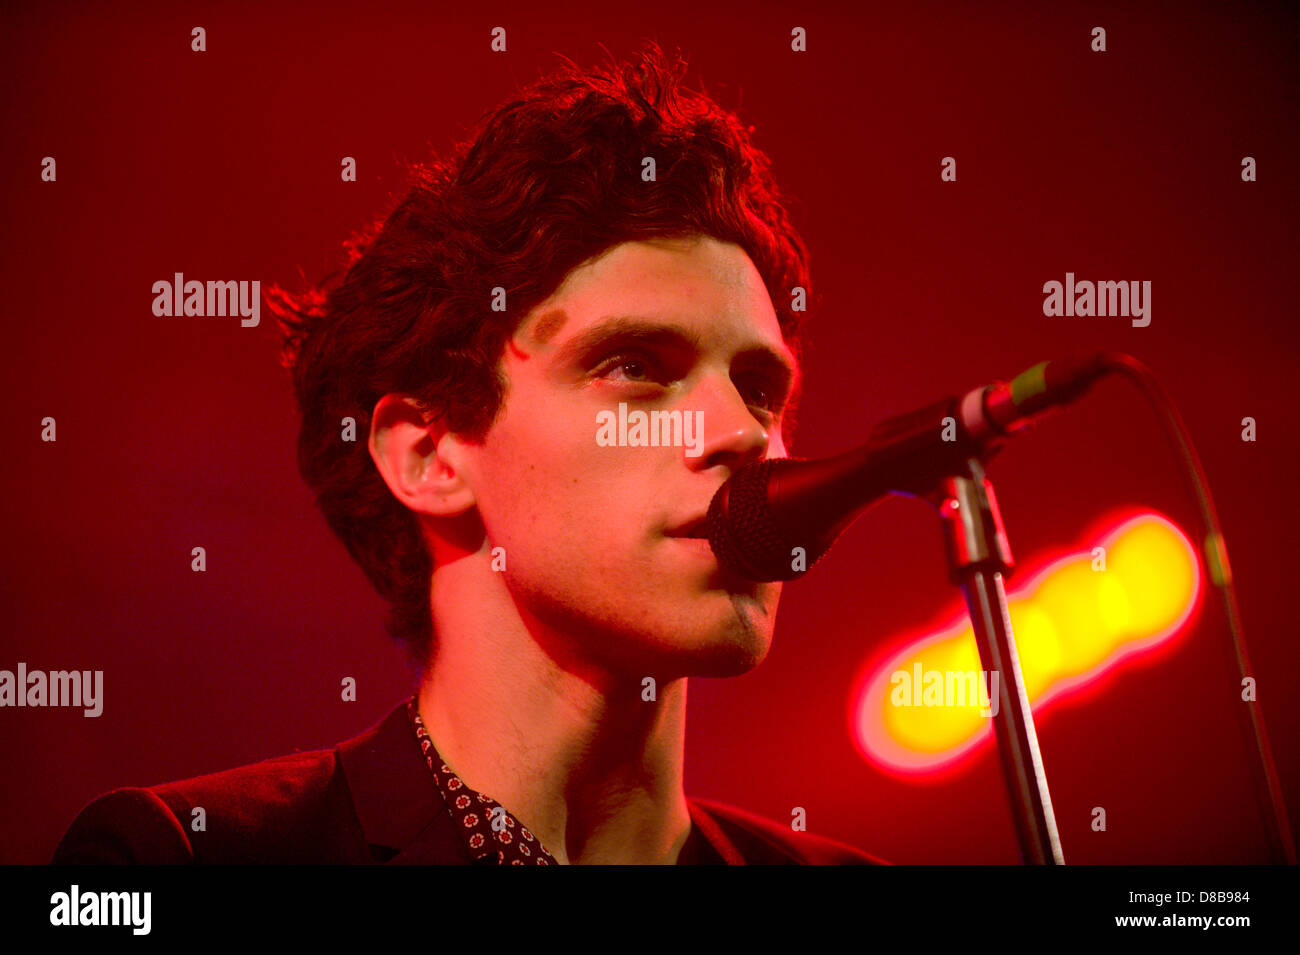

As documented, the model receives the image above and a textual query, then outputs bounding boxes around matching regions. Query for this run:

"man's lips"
[666,516,766,593]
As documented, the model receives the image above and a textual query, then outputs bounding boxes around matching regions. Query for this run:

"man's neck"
[418,553,693,865]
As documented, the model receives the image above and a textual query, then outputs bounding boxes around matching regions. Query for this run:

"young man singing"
[53,45,884,865]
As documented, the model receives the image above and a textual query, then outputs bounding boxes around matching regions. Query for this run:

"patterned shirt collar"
[406,696,555,864]
[405,695,725,864]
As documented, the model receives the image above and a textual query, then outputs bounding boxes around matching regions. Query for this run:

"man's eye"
[737,376,784,414]
[596,353,659,383]
[743,383,771,408]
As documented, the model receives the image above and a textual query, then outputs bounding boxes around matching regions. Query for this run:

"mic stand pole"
[931,455,1065,864]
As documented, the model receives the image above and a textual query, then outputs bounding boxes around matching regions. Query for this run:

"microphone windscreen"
[706,458,808,582]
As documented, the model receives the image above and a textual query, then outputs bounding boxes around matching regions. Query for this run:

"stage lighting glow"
[850,511,1202,777]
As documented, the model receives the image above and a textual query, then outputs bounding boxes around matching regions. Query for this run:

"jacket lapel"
[335,700,471,864]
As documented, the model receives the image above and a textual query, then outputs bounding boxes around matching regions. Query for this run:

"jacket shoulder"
[690,797,889,865]
[53,745,368,864]
[51,787,193,864]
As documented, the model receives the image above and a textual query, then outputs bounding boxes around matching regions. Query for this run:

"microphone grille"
[706,458,802,582]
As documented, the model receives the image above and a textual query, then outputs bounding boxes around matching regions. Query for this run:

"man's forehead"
[520,236,779,343]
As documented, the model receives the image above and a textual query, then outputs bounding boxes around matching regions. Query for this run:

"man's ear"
[368,394,477,518]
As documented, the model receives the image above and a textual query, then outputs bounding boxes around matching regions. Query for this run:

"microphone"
[705,354,1110,581]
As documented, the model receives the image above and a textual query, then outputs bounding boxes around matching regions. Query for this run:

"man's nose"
[682,376,772,470]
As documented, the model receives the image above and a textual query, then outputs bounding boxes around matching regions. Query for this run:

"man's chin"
[519,581,780,680]
[689,587,779,675]
[683,637,771,678]
[655,603,776,678]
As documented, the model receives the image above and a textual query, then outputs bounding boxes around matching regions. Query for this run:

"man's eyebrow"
[553,315,800,389]
[552,316,702,363]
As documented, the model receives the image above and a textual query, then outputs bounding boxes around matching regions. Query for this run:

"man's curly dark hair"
[266,41,816,668]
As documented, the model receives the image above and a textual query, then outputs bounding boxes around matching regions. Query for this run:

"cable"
[1097,352,1296,865]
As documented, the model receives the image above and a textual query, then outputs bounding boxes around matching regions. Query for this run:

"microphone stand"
[930,456,1065,864]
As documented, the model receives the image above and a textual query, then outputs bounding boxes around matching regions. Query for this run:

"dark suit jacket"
[52,700,887,864]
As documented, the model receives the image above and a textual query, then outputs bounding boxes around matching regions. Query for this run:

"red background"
[2,0,1297,864]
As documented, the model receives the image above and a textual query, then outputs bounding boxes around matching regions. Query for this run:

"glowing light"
[850,511,1202,778]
